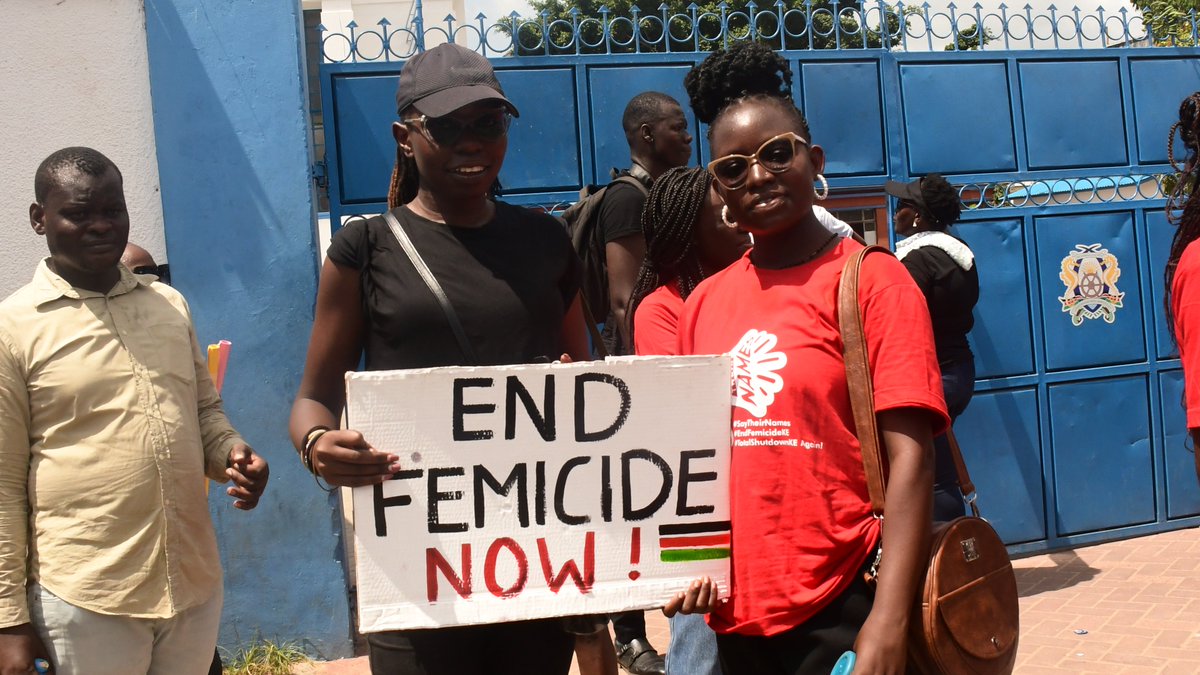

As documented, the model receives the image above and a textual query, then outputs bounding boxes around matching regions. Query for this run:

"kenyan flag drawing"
[658,521,731,562]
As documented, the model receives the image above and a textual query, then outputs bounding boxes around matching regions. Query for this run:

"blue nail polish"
[34,658,51,674]
[831,651,855,675]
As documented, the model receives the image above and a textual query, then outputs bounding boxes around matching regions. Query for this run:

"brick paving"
[303,527,1200,674]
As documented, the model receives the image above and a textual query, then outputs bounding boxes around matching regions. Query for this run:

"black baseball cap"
[395,44,520,118]
[884,177,926,211]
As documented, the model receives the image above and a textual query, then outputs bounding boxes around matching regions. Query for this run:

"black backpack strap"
[382,209,478,365]
[577,292,609,359]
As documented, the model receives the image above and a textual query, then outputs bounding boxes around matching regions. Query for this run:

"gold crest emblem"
[1058,244,1124,325]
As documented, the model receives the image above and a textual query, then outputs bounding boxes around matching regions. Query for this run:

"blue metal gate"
[317,3,1200,554]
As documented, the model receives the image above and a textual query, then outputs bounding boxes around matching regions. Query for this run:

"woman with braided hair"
[1164,90,1200,483]
[628,166,750,355]
[289,43,588,675]
[665,42,948,675]
[626,166,748,675]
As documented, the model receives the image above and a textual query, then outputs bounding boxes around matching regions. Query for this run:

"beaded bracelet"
[302,426,337,493]
[301,425,329,473]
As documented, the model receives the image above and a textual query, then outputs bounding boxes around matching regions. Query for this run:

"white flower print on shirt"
[730,329,787,418]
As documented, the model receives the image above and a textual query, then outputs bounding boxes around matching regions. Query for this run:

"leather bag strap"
[945,427,979,510]
[838,245,890,514]
[382,209,479,365]
[838,245,979,515]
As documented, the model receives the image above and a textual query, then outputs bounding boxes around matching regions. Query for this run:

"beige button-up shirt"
[0,261,244,627]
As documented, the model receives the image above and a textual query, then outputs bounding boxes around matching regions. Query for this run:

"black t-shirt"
[589,178,649,355]
[327,202,581,370]
[900,242,980,364]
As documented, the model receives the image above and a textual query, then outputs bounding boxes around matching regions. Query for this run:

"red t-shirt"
[633,282,684,356]
[677,238,949,636]
[1172,238,1200,428]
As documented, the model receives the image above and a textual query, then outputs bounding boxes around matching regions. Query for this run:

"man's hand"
[0,623,51,675]
[226,444,269,510]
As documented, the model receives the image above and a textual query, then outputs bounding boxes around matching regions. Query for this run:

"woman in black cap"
[884,174,979,521]
[289,43,588,675]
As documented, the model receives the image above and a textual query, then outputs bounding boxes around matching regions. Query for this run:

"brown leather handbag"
[839,246,1019,675]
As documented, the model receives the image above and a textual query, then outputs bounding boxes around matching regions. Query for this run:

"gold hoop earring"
[814,174,829,201]
[722,204,737,228]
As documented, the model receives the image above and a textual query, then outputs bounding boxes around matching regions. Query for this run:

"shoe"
[615,638,666,675]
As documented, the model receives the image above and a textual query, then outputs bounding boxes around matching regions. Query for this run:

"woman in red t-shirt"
[1164,91,1200,484]
[666,43,949,675]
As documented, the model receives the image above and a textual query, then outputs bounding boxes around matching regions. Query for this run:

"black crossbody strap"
[382,210,478,365]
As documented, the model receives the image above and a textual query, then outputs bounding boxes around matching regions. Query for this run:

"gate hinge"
[312,159,328,190]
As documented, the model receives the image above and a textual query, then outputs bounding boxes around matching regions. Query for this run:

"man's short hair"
[622,92,681,145]
[34,147,122,203]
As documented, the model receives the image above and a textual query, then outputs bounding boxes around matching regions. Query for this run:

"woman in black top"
[289,43,588,675]
[885,174,979,521]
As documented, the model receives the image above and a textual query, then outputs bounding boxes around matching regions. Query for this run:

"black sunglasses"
[405,110,512,146]
[133,263,171,286]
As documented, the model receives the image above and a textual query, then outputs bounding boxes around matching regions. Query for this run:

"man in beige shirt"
[0,147,269,674]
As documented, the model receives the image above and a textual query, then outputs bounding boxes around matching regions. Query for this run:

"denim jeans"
[665,613,723,675]
[933,357,976,522]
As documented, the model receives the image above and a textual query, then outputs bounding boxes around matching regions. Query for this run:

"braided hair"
[627,167,713,344]
[1164,91,1200,332]
[387,143,421,209]
[683,42,810,139]
[919,173,963,231]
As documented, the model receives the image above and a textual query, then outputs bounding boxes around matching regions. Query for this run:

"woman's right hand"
[310,429,401,487]
[0,623,51,675]
[662,576,717,617]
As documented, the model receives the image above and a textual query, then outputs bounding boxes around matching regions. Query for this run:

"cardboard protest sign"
[346,355,732,632]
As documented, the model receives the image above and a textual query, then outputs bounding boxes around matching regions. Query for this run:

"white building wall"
[0,0,165,299]
[310,0,470,60]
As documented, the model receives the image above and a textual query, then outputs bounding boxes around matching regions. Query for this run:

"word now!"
[426,532,596,602]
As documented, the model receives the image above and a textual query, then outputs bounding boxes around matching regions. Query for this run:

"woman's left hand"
[850,611,909,675]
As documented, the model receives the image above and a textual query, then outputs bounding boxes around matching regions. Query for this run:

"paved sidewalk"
[303,526,1200,674]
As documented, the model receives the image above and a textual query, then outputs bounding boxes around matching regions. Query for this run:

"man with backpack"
[566,91,693,359]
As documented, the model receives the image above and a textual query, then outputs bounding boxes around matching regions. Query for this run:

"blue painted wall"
[144,0,351,657]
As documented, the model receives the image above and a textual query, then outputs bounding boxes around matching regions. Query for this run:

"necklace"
[755,230,840,270]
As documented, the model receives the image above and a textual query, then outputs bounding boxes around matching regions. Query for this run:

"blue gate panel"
[1018,60,1128,170]
[586,66,698,182]
[1145,209,1178,360]
[496,67,582,193]
[331,73,401,205]
[899,62,1016,176]
[1049,376,1155,535]
[957,217,1035,379]
[1129,58,1200,166]
[954,387,1045,545]
[1159,369,1200,519]
[1035,210,1146,371]
[799,61,885,177]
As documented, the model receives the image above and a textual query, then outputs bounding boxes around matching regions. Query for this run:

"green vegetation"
[503,0,992,54]
[1132,0,1199,46]
[222,640,311,675]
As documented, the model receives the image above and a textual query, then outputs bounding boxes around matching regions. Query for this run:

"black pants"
[611,611,647,645]
[714,571,873,675]
[366,619,574,675]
